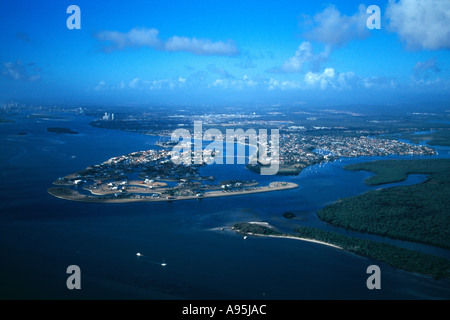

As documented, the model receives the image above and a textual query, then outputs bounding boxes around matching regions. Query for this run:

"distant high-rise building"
[101,112,114,121]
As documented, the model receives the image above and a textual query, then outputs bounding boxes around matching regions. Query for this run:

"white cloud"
[272,5,373,75]
[210,75,258,89]
[105,69,402,93]
[149,78,191,90]
[386,0,450,50]
[303,4,371,47]
[410,77,444,87]
[304,72,321,86]
[209,68,397,92]
[128,78,140,88]
[413,57,441,82]
[281,41,330,73]
[235,50,271,69]
[363,76,399,89]
[210,78,228,88]
[95,27,239,56]
[305,68,340,89]
[94,80,107,91]
[337,71,359,90]
[410,58,447,89]
[109,76,188,91]
[2,60,41,82]
[304,68,400,91]
[267,78,302,90]
[149,79,173,90]
[207,64,234,79]
[164,36,239,56]
[95,28,161,52]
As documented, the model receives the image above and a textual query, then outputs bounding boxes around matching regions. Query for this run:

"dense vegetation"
[345,159,450,185]
[232,223,450,279]
[319,159,450,248]
[47,127,79,134]
[400,130,450,147]
[283,212,297,219]
[233,223,283,236]
[246,163,304,176]
[293,226,450,280]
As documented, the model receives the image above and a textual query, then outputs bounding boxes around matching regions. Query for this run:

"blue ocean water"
[0,112,449,299]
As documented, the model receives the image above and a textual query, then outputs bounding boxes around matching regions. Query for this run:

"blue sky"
[0,0,449,107]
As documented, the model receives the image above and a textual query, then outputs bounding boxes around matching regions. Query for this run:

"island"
[282,212,296,219]
[232,222,450,280]
[48,147,298,203]
[248,134,435,176]
[387,130,450,147]
[47,127,79,134]
[318,159,450,249]
[232,158,450,280]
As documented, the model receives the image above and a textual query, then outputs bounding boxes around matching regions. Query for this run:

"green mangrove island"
[233,158,450,280]
[400,130,450,147]
[318,159,450,249]
[47,127,79,134]
[233,223,450,280]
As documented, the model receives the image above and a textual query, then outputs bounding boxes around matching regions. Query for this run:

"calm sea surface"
[0,112,449,299]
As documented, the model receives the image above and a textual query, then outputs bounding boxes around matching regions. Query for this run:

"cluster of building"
[62,133,436,186]
[103,149,170,166]
[91,148,212,182]
[278,134,436,166]
[190,113,260,125]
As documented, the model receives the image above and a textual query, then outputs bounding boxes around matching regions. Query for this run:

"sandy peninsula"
[232,221,342,250]
[48,181,298,203]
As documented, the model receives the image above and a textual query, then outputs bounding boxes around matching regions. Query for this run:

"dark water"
[0,112,449,299]
[429,121,450,125]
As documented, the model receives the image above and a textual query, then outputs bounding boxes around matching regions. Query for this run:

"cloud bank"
[303,4,371,47]
[281,41,331,73]
[2,60,41,82]
[414,57,441,77]
[386,0,450,50]
[95,27,239,56]
[275,4,370,74]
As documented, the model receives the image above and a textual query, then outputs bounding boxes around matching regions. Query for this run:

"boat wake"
[136,253,167,267]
